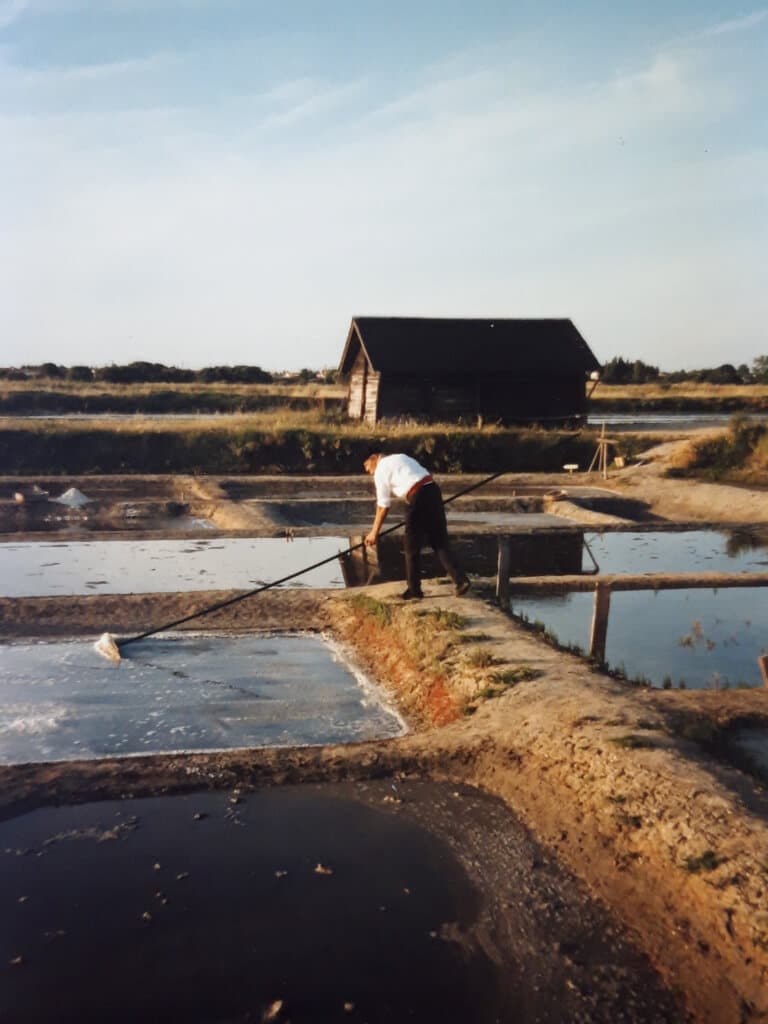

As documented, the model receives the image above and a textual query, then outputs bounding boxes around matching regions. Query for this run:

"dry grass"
[590,382,768,401]
[0,411,552,437]
[0,380,346,399]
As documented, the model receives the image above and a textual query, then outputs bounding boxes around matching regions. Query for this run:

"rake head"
[94,633,122,663]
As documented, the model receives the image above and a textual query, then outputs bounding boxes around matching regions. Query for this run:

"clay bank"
[1,451,768,1021]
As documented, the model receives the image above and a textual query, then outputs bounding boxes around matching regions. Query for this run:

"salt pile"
[53,487,92,507]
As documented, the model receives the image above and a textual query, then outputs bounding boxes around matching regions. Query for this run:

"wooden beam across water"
[507,572,768,593]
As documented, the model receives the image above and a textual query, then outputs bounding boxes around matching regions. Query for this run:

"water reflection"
[340,532,584,587]
[0,537,347,597]
[582,529,768,575]
[723,528,768,559]
[512,588,768,689]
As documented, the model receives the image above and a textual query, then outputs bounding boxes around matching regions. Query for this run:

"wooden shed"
[338,317,601,426]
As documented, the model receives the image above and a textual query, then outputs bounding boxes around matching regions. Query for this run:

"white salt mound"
[53,487,92,507]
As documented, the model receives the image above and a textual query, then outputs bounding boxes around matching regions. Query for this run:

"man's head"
[363,452,382,475]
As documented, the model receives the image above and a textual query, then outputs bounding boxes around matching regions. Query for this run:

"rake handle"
[117,469,509,649]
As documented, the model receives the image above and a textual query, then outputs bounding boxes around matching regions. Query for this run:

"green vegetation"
[669,415,768,484]
[590,381,768,414]
[0,378,344,416]
[0,418,599,475]
[0,361,332,385]
[609,734,656,750]
[598,355,768,386]
[347,594,393,627]
[414,608,468,630]
[614,811,643,829]
[491,665,541,685]
[466,646,499,668]
[683,850,723,874]
[470,665,540,703]
[673,719,720,745]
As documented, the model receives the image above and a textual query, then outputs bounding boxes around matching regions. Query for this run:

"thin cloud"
[0,0,28,30]
[11,51,177,87]
[702,10,768,36]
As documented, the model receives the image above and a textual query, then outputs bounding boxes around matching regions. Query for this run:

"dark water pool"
[0,782,681,1023]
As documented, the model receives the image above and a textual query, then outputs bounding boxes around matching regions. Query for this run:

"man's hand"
[365,506,388,547]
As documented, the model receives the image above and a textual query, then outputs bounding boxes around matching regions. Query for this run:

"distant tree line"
[600,355,768,385]
[0,362,340,384]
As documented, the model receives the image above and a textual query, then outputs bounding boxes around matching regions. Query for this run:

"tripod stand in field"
[587,422,612,479]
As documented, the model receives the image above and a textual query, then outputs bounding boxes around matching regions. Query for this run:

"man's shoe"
[454,577,471,597]
[400,588,424,601]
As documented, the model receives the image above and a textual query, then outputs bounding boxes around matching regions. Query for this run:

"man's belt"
[405,475,434,503]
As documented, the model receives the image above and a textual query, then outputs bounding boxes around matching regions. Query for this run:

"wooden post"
[496,537,511,607]
[759,654,768,688]
[589,581,611,662]
[587,421,610,479]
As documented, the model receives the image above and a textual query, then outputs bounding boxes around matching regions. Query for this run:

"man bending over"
[363,451,470,601]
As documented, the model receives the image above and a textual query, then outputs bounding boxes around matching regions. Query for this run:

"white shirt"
[373,454,430,509]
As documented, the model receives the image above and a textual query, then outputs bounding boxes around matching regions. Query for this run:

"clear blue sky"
[1,0,766,370]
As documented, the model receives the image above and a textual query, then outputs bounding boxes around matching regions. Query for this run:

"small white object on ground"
[94,633,121,663]
[53,487,91,507]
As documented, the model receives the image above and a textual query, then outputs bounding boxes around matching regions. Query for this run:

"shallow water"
[510,530,768,689]
[0,536,347,597]
[512,587,768,688]
[0,633,404,763]
[582,528,768,575]
[1,512,215,534]
[588,412,768,432]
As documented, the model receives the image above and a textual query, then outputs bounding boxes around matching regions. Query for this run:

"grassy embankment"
[0,411,610,475]
[670,416,768,486]
[590,382,768,413]
[0,380,346,415]
[6,379,768,415]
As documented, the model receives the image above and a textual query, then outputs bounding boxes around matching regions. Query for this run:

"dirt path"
[611,436,768,523]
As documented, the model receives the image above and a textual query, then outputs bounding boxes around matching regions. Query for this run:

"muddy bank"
[0,423,601,475]
[608,437,768,522]
[0,589,332,637]
[327,587,768,1024]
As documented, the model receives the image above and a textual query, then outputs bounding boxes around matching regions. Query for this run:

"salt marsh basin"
[0,633,405,764]
[0,537,347,597]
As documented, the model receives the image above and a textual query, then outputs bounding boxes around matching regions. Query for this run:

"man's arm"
[365,505,388,547]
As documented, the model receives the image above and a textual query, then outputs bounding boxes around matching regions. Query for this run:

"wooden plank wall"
[347,351,367,420]
[364,372,381,425]
[376,373,586,424]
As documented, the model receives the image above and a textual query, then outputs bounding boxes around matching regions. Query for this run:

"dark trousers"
[403,482,464,594]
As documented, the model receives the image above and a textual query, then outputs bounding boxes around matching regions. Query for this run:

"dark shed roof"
[338,317,600,376]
